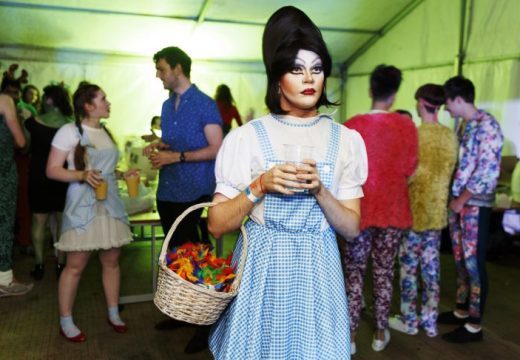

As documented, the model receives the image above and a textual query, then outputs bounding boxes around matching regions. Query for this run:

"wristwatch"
[179,152,186,162]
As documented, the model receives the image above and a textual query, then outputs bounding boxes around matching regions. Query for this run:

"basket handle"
[158,201,248,292]
[159,202,216,260]
[230,223,248,292]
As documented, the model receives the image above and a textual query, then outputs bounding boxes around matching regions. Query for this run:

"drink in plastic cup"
[95,179,108,200]
[283,144,314,192]
[125,173,140,198]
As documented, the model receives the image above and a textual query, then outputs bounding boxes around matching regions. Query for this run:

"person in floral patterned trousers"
[439,76,503,343]
[389,84,457,338]
[343,65,418,354]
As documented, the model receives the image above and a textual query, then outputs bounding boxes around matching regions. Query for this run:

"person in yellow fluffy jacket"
[389,83,457,338]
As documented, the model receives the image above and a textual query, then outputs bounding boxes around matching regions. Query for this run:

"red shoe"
[107,318,127,333]
[59,328,86,343]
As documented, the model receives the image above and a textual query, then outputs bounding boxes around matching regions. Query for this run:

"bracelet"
[179,152,186,162]
[259,174,266,194]
[244,185,261,204]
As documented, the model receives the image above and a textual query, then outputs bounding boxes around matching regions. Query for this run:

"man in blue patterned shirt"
[144,46,223,353]
[145,46,223,248]
[438,76,503,344]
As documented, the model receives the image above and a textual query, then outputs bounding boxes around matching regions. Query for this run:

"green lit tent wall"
[344,0,520,157]
[1,0,518,156]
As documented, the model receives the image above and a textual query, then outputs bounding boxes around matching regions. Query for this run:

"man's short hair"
[153,47,192,78]
[370,64,402,101]
[443,76,475,103]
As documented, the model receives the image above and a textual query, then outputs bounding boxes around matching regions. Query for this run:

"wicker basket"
[153,202,248,325]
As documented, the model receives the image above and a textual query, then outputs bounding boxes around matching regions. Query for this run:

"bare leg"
[99,247,121,308]
[58,251,91,316]
[32,213,49,265]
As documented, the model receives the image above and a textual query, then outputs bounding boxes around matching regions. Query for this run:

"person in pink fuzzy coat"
[343,64,418,354]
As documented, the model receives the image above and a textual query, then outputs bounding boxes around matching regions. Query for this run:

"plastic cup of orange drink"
[95,178,108,200]
[125,172,140,198]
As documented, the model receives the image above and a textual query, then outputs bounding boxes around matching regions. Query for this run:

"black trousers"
[157,195,211,250]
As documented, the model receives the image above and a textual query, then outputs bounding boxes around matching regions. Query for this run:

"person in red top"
[215,84,242,135]
[343,64,418,354]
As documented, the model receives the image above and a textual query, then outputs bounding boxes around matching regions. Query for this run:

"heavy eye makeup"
[290,65,304,74]
[289,63,323,75]
[311,65,323,74]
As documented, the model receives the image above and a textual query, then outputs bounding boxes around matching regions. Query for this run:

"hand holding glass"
[284,144,314,192]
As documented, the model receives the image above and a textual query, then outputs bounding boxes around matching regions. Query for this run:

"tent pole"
[339,63,348,122]
[196,0,213,24]
[456,0,468,75]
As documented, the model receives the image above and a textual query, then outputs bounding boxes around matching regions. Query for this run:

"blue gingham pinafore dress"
[209,117,351,360]
[60,128,128,234]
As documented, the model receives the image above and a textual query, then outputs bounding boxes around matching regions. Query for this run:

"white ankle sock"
[108,306,125,326]
[60,316,81,337]
[0,270,13,286]
[464,324,481,333]
[454,310,468,319]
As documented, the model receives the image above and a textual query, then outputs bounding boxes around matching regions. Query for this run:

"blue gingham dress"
[209,120,351,359]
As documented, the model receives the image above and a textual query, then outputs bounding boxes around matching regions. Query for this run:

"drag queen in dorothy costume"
[208,6,368,359]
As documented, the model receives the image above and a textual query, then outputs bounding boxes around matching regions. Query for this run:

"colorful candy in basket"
[165,242,236,292]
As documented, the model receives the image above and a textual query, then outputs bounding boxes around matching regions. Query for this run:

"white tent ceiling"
[0,0,418,68]
[1,0,519,156]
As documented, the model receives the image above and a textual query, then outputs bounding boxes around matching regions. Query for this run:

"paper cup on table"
[125,173,140,198]
[95,178,108,200]
[283,144,314,192]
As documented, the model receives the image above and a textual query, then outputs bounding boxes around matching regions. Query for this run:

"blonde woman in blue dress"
[207,6,368,359]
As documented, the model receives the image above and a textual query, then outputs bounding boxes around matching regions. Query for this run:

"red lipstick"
[301,89,316,95]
